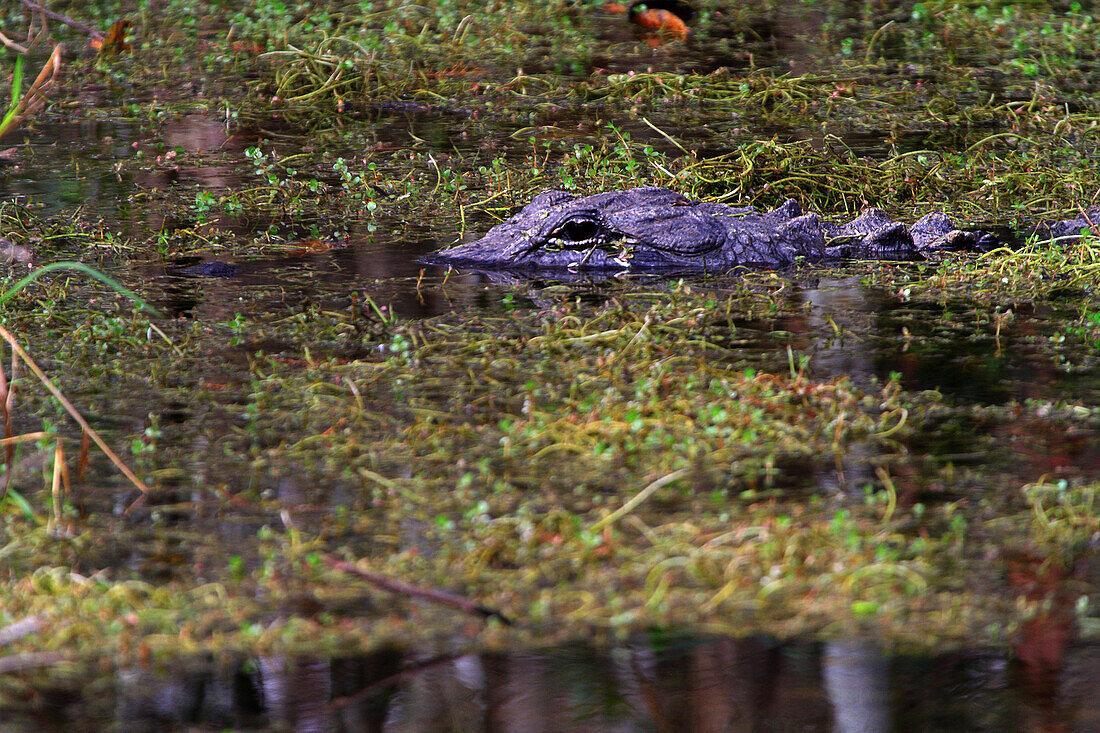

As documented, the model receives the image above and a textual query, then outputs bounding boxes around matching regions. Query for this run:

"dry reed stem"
[0,30,27,53]
[0,347,18,494]
[0,430,50,445]
[0,325,149,494]
[0,43,62,140]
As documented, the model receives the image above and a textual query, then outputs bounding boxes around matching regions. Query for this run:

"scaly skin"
[427,187,1098,272]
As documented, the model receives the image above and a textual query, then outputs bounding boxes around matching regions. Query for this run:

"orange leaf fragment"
[632,8,688,40]
[230,41,267,54]
[90,19,132,54]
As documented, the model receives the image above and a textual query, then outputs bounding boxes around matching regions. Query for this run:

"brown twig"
[76,429,89,481]
[17,0,102,39]
[0,30,28,53]
[323,555,512,625]
[22,43,63,114]
[0,344,15,496]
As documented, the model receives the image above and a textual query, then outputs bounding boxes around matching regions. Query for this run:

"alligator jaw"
[431,232,638,270]
[426,222,533,267]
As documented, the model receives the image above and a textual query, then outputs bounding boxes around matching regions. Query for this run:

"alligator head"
[428,187,745,270]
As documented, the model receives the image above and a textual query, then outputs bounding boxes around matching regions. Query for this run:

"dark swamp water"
[3,2,1100,731]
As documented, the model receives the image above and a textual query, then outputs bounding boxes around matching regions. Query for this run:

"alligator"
[425,187,1099,272]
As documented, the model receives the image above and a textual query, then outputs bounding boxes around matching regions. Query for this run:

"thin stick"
[0,430,50,445]
[591,468,688,532]
[21,43,63,117]
[0,345,12,493]
[0,31,28,53]
[640,116,689,155]
[17,0,102,38]
[76,430,89,481]
[323,555,512,624]
[51,441,69,528]
[0,326,149,494]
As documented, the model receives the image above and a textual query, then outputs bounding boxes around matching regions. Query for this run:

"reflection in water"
[777,276,1099,506]
[823,640,888,733]
[150,234,518,322]
[0,117,249,224]
[799,277,883,493]
[260,656,336,733]
[5,636,1097,731]
[790,275,1100,409]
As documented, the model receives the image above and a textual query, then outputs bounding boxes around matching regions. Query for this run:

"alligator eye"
[556,218,601,243]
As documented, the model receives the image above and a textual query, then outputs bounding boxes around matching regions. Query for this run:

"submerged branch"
[323,555,512,625]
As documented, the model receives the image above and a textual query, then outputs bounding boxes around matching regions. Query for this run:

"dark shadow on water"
[5,635,1100,732]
